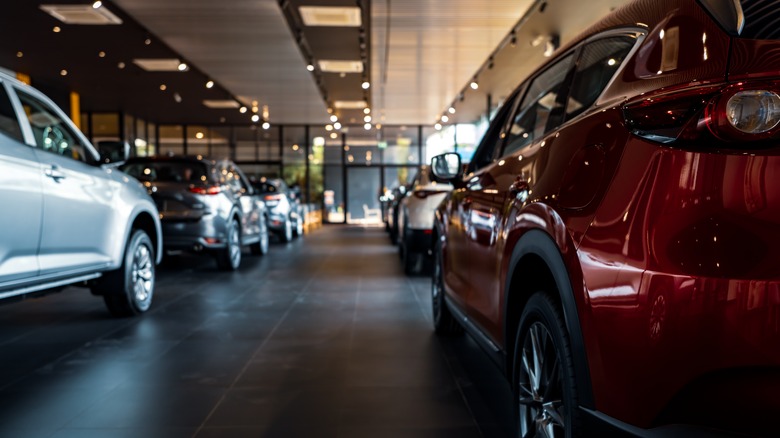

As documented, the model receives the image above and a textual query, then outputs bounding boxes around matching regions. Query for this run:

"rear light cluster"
[412,190,447,199]
[623,81,780,149]
[189,185,222,195]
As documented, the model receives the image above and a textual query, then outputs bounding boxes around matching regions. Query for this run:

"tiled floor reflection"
[0,226,514,438]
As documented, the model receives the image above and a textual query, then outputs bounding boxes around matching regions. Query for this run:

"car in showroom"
[429,0,780,436]
[397,166,452,274]
[381,183,408,244]
[121,156,268,270]
[250,177,303,242]
[0,72,161,317]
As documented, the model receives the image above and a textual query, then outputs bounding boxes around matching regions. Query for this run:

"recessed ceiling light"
[363,108,370,114]
[364,123,371,130]
[202,100,240,109]
[92,1,102,9]
[364,115,372,123]
[251,114,260,122]
[262,122,270,130]
[330,115,338,122]
[133,58,184,71]
[60,69,68,76]
[435,123,442,130]
[306,64,315,72]
[318,60,363,73]
[195,132,204,139]
[16,52,23,58]
[299,6,361,27]
[144,38,151,45]
[53,26,61,33]
[159,84,167,91]
[117,62,125,69]
[40,4,122,25]
[470,81,479,90]
[334,100,367,109]
[448,107,456,114]
[333,122,342,130]
[206,80,214,89]
[98,51,106,58]
[173,93,182,103]
[441,115,449,123]
[361,81,370,89]
[239,106,247,113]
[177,62,188,71]
[330,133,338,139]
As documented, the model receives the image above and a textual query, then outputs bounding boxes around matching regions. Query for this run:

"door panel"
[0,139,42,284]
[14,88,116,275]
[35,150,117,274]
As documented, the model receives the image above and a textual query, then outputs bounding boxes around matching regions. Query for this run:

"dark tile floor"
[0,226,514,438]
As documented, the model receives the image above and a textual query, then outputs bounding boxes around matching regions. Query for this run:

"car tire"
[402,232,417,275]
[216,218,242,270]
[514,293,580,438]
[293,214,304,238]
[432,237,462,335]
[96,229,155,317]
[281,218,293,243]
[250,223,269,256]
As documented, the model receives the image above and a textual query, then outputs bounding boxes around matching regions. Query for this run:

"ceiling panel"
[114,0,329,125]
[371,0,536,125]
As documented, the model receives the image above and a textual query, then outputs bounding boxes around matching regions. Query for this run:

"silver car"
[0,72,162,317]
[121,156,269,270]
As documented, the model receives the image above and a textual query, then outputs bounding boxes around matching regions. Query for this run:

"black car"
[122,156,269,270]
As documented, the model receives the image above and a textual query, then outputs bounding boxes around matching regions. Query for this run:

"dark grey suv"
[0,72,162,317]
[121,156,269,270]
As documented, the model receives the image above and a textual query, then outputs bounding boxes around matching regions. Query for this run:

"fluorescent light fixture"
[133,58,185,72]
[299,6,361,27]
[40,4,122,25]
[318,60,363,73]
[202,100,240,109]
[334,100,367,109]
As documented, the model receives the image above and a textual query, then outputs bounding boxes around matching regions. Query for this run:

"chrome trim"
[0,273,102,300]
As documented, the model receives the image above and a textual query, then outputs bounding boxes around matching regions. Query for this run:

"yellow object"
[70,92,81,130]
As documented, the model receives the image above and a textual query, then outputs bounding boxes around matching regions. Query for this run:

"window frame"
[0,80,24,143]
[496,27,646,160]
[10,84,99,164]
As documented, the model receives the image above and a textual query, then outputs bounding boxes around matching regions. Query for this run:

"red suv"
[430,0,780,435]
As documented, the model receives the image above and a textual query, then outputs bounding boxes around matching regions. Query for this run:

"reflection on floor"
[0,226,514,438]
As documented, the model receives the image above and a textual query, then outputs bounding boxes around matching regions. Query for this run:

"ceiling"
[0,0,631,128]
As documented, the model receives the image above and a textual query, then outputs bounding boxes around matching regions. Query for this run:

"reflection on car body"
[430,0,780,435]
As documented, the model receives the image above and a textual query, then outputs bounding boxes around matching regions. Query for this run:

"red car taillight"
[412,190,447,199]
[189,185,222,195]
[623,81,780,148]
[264,194,285,201]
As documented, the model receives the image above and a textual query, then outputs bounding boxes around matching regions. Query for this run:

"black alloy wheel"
[514,293,580,438]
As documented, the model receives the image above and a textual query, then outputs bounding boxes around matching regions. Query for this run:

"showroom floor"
[0,226,514,438]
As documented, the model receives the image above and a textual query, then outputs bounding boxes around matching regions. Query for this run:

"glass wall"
[76,110,447,224]
[159,125,184,155]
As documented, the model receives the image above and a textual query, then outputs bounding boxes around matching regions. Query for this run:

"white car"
[397,166,452,274]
